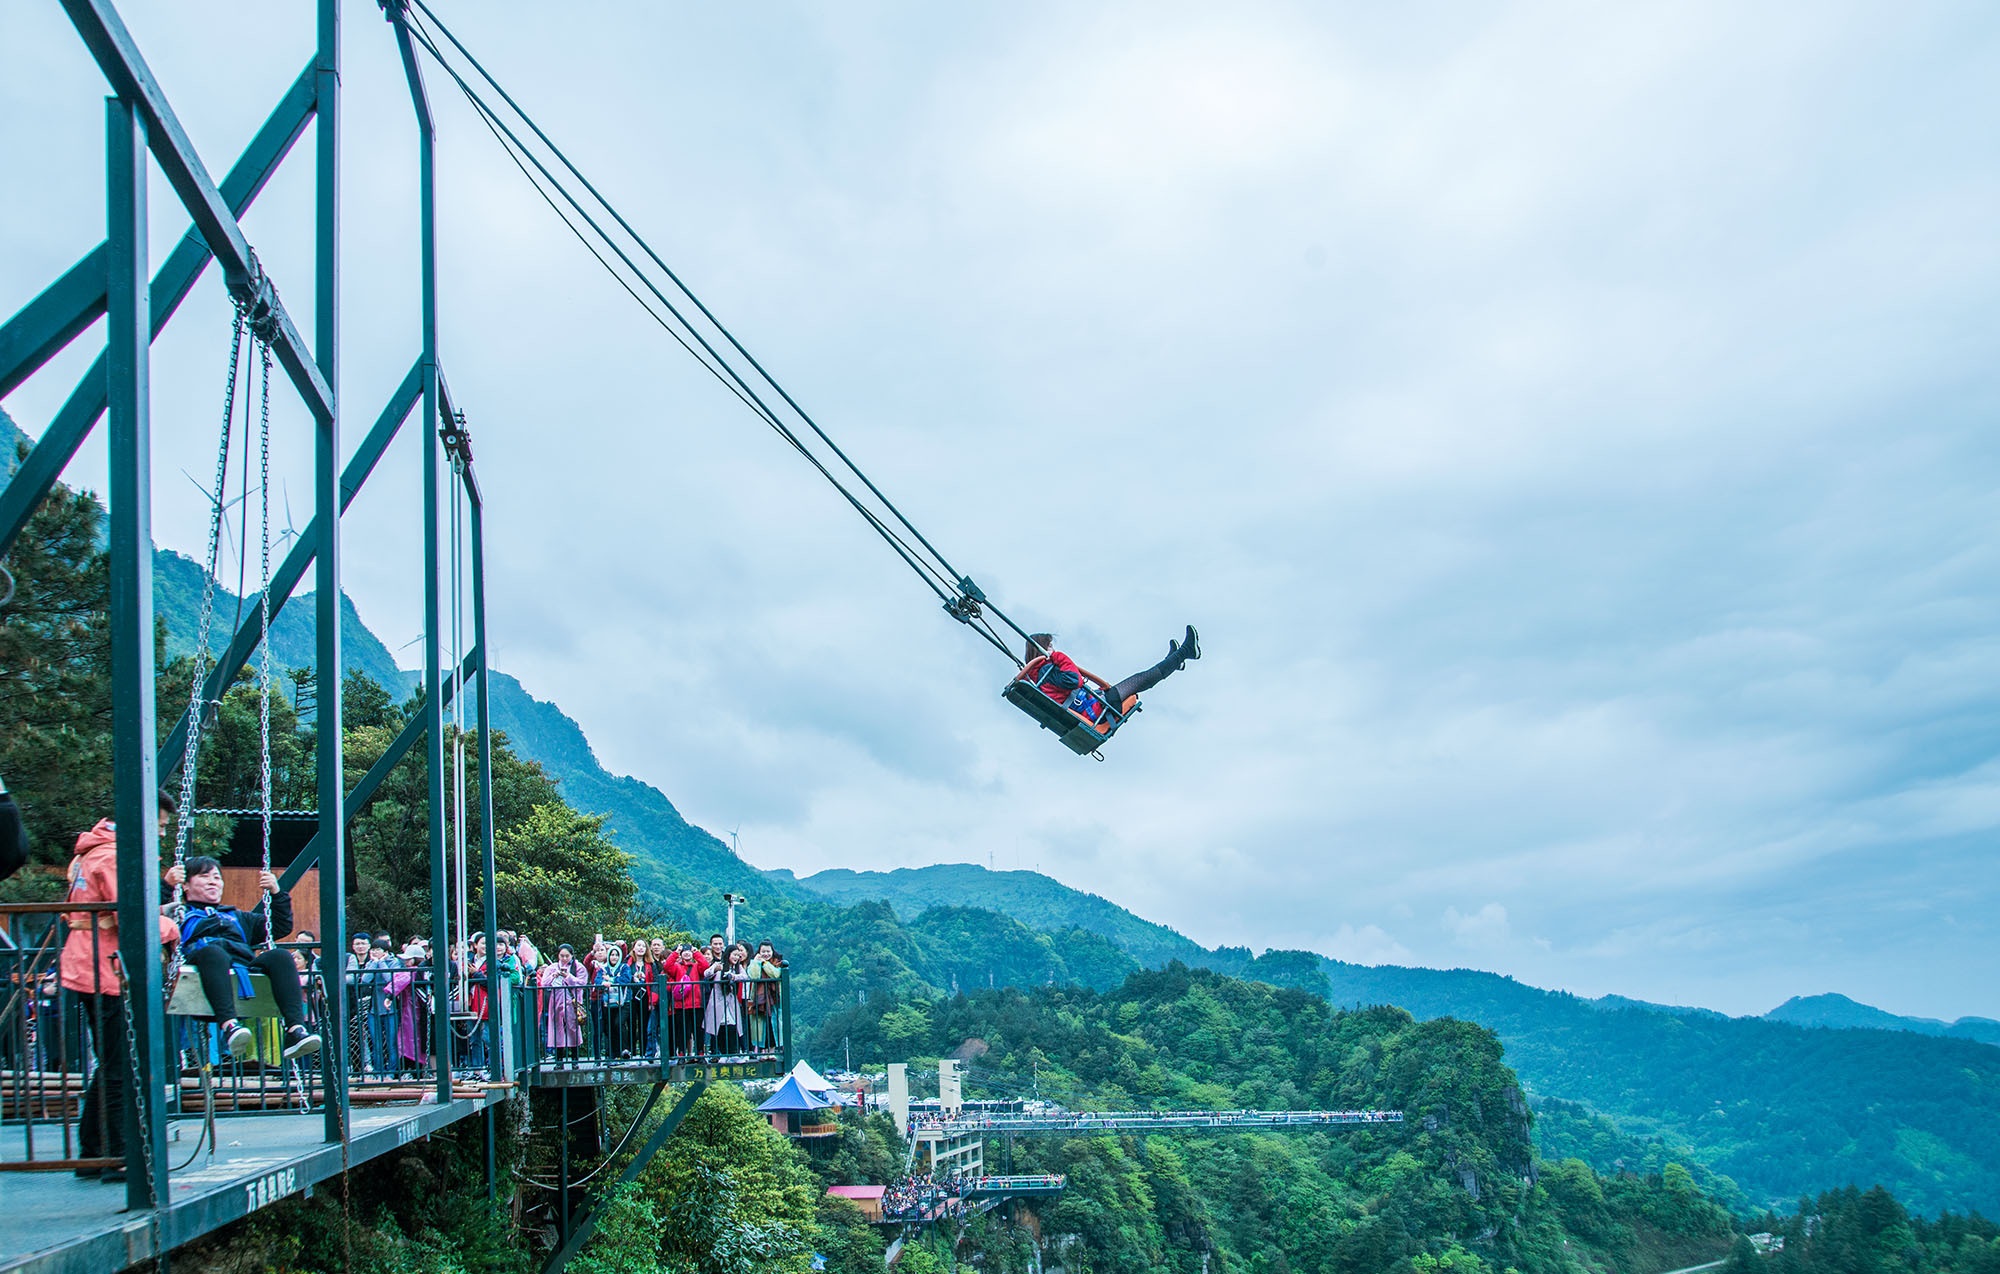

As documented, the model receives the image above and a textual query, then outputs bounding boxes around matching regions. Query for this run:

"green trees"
[492,804,639,950]
[617,1085,822,1274]
[1742,1184,2000,1273]
[0,473,114,899]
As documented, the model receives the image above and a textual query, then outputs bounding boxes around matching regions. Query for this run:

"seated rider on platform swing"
[164,856,323,1062]
[1018,624,1200,722]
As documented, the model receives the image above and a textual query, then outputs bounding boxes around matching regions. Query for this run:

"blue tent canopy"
[758,1075,834,1113]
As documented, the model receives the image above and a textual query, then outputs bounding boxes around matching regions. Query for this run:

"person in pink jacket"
[386,941,433,1072]
[60,796,180,1181]
[537,945,589,1066]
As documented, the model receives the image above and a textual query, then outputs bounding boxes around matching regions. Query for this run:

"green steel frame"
[1,0,497,1236]
[2,5,781,1269]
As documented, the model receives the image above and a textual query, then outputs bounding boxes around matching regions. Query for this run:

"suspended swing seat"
[1003,663,1140,756]
[166,970,280,1020]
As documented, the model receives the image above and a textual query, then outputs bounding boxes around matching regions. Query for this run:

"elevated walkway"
[918,1108,1403,1137]
[967,1173,1067,1198]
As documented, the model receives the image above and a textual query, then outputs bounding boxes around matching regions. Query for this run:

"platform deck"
[0,1097,495,1274]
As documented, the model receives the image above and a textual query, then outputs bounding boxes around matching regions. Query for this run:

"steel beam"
[312,0,347,1147]
[0,62,317,559]
[59,0,333,423]
[105,91,167,1217]
[474,497,501,1085]
[154,360,422,778]
[384,1,454,1108]
[0,63,313,401]
[0,254,104,403]
[275,647,480,893]
[543,1082,710,1274]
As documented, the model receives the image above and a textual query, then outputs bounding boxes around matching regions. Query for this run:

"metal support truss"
[1,0,500,1251]
[544,1082,712,1274]
[0,62,316,557]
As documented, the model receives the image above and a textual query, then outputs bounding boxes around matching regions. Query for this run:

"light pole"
[722,892,744,944]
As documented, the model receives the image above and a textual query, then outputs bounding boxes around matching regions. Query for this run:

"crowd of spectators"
[530,932,787,1066]
[881,1171,974,1221]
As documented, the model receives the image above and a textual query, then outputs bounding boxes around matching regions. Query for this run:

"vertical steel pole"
[780,967,793,1071]
[106,91,167,1217]
[473,498,500,1084]
[391,1,452,1105]
[558,1088,572,1247]
[313,0,348,1144]
[472,493,499,1200]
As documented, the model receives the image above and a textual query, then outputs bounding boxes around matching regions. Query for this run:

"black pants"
[187,945,308,1028]
[667,1006,699,1058]
[1111,645,1189,705]
[75,991,127,1160]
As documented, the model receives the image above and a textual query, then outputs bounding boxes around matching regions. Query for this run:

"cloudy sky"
[5,1,1998,1020]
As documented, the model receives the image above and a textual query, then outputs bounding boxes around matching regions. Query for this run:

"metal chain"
[173,306,247,920]
[257,336,276,948]
[115,970,167,1272]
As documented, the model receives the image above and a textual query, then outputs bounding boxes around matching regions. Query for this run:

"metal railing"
[1,901,123,1171]
[1,907,508,1175]
[514,971,789,1071]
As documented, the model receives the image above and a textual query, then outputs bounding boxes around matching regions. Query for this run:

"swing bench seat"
[167,971,281,1020]
[1003,665,1139,756]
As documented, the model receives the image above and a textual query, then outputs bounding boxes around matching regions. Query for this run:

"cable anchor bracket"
[440,409,475,465]
[943,576,987,624]
[224,251,284,344]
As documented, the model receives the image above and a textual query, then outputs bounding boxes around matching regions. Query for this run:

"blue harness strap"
[180,905,256,998]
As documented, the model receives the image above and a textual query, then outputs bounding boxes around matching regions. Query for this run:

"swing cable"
[400,6,1039,668]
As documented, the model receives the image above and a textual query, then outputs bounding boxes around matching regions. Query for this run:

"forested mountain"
[813,966,1740,1274]
[785,863,1209,967]
[787,863,2000,1217]
[1,407,24,481]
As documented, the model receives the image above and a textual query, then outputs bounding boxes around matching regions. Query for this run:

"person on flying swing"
[165,855,322,1061]
[1018,626,1201,724]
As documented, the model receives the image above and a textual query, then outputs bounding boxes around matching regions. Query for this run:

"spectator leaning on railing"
[386,939,431,1072]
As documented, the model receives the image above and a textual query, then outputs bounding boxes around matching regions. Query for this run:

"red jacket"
[60,820,180,994]
[661,951,709,1009]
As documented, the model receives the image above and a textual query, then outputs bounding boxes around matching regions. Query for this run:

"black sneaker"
[223,1021,255,1061]
[283,1025,323,1060]
[1181,625,1200,662]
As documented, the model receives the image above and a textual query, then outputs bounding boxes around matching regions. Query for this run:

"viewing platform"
[3,910,793,1274]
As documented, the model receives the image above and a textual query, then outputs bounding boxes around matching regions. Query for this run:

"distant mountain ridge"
[1,408,24,480]
[777,863,1207,968]
[1765,992,2000,1046]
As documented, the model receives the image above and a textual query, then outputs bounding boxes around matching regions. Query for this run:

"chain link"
[257,336,276,947]
[173,307,247,918]
[115,969,167,1272]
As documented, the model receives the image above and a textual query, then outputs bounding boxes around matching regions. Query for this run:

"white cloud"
[1444,904,1512,952]
[1319,924,1413,967]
